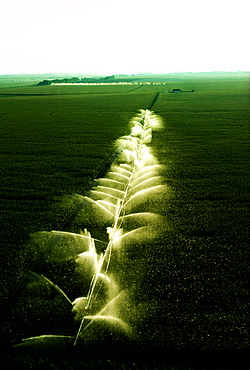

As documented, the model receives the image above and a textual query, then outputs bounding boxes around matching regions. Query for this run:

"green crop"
[0,73,249,369]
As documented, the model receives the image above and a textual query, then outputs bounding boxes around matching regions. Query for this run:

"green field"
[0,73,249,369]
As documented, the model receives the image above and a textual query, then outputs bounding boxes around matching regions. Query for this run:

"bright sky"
[0,0,249,75]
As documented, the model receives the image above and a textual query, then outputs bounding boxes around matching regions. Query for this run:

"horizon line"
[1,70,249,77]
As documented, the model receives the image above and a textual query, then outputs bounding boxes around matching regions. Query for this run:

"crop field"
[0,73,249,369]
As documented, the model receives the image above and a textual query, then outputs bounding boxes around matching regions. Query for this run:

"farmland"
[0,73,249,369]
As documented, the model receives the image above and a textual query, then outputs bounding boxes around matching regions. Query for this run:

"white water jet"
[89,190,121,205]
[75,196,115,227]
[128,176,164,197]
[24,270,73,306]
[83,251,112,311]
[93,185,125,199]
[132,164,163,180]
[74,290,132,345]
[106,227,123,242]
[84,271,112,311]
[131,125,143,138]
[110,164,132,176]
[13,335,75,352]
[30,229,106,262]
[96,200,119,215]
[130,171,158,187]
[119,163,133,171]
[113,225,165,251]
[74,264,112,317]
[146,114,163,129]
[118,212,164,231]
[75,238,99,286]
[116,138,138,152]
[97,272,111,286]
[142,134,152,144]
[119,135,140,145]
[134,153,158,170]
[136,146,150,160]
[141,127,152,138]
[106,171,131,183]
[129,118,143,127]
[73,271,118,324]
[95,178,127,191]
[124,185,169,214]
[78,315,131,343]
[116,148,136,164]
[40,274,73,306]
[72,297,88,320]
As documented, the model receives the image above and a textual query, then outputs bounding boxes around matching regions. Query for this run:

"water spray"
[5,93,170,348]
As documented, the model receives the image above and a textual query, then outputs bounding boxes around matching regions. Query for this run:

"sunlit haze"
[0,0,249,75]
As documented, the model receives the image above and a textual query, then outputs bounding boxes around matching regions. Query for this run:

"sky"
[0,0,249,75]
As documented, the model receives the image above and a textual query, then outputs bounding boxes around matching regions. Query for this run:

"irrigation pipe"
[73,110,158,343]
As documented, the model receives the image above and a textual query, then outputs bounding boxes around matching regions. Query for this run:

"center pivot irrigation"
[4,94,170,349]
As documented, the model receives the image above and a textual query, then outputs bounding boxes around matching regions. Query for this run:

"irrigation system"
[1,92,167,349]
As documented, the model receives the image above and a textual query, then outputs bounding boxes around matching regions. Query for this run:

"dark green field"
[0,73,249,369]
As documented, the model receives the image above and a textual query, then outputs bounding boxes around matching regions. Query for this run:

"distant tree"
[37,80,51,86]
[104,75,115,80]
